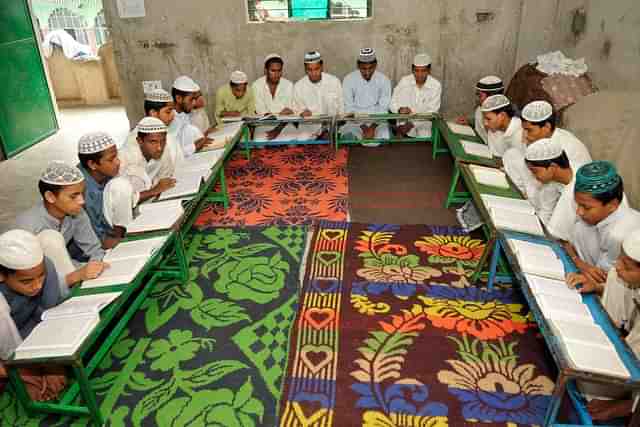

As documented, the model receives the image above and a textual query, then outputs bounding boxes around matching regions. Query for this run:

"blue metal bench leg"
[487,239,502,291]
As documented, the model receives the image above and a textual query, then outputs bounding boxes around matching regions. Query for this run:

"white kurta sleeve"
[0,295,22,360]
[389,83,407,113]
[292,81,307,114]
[424,79,441,113]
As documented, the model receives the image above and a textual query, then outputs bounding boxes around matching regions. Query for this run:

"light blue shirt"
[342,70,391,115]
[79,165,112,241]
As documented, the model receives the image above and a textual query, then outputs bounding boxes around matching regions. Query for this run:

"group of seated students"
[0,47,639,423]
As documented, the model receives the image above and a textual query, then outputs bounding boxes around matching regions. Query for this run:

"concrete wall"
[102,0,525,127]
[515,0,640,92]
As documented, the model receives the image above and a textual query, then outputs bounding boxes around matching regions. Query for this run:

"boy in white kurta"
[455,75,504,143]
[390,53,441,138]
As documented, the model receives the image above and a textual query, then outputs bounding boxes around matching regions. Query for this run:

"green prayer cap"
[574,160,621,195]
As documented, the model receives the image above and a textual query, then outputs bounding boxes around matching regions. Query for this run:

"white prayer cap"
[78,131,116,155]
[525,138,563,161]
[304,51,322,64]
[144,88,172,103]
[413,53,432,67]
[264,53,282,64]
[475,75,504,92]
[172,75,200,92]
[358,47,376,63]
[230,70,248,84]
[522,100,553,123]
[0,230,44,270]
[481,94,511,112]
[136,117,167,134]
[40,161,84,186]
[623,230,640,263]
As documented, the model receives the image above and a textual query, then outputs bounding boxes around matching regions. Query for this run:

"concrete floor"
[0,105,130,233]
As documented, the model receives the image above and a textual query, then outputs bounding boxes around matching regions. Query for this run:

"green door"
[0,1,58,158]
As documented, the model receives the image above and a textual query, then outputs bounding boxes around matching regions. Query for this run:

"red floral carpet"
[195,146,349,227]
[278,221,556,427]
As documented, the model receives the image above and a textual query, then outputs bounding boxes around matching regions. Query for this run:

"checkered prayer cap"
[172,75,200,92]
[78,131,116,155]
[0,230,43,270]
[575,161,621,195]
[358,48,376,63]
[623,230,640,263]
[144,88,172,103]
[476,75,504,92]
[40,161,84,186]
[481,94,511,112]
[522,100,553,123]
[136,117,167,134]
[525,138,563,161]
[304,51,322,64]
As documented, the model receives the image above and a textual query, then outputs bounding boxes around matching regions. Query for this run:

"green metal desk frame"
[458,163,523,284]
[434,119,500,208]
[5,134,241,424]
[334,113,445,159]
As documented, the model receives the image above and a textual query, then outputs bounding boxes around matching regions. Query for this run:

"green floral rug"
[0,225,307,426]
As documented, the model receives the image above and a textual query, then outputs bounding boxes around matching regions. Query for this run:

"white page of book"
[524,274,580,301]
[127,200,183,234]
[14,314,99,360]
[550,318,614,351]
[447,121,476,137]
[509,239,557,257]
[207,122,242,142]
[490,208,545,236]
[221,116,243,123]
[41,292,121,320]
[178,150,224,172]
[564,340,630,379]
[482,195,535,215]
[460,140,492,158]
[81,257,148,288]
[470,165,510,189]
[538,294,592,320]
[253,124,305,142]
[157,169,207,201]
[104,236,167,262]
[543,307,595,326]
[519,254,565,280]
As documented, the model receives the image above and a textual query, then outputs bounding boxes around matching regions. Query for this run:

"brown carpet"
[348,143,458,225]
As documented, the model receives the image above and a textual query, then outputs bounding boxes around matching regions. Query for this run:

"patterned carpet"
[279,221,555,427]
[0,226,307,426]
[195,145,349,227]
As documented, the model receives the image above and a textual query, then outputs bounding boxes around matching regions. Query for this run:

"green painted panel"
[0,38,57,157]
[0,1,33,43]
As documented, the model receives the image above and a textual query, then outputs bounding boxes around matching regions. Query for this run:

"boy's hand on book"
[154,178,176,194]
[581,265,608,284]
[566,272,602,294]
[82,261,109,281]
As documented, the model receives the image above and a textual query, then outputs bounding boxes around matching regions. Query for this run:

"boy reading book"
[0,230,66,401]
[566,229,640,423]
[455,75,504,143]
[565,161,640,283]
[480,94,524,158]
[77,132,137,249]
[15,162,108,290]
[171,77,216,158]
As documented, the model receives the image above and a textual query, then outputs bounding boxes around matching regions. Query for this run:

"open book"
[13,292,121,360]
[157,169,209,201]
[127,199,184,234]
[206,122,242,146]
[508,239,564,278]
[82,236,168,288]
[469,165,510,189]
[179,149,225,172]
[481,194,535,215]
[490,208,545,236]
[524,274,581,302]
[460,140,492,159]
[447,122,476,137]
[253,124,312,143]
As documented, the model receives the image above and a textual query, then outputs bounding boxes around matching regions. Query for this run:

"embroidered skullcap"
[40,161,84,186]
[136,116,167,134]
[522,100,553,123]
[230,70,248,84]
[358,47,376,63]
[525,138,563,161]
[144,88,172,103]
[413,53,432,67]
[264,53,282,64]
[77,131,116,155]
[0,230,44,270]
[481,94,511,112]
[172,75,200,92]
[304,51,322,64]
[476,75,504,92]
[623,230,640,263]
[575,161,622,195]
